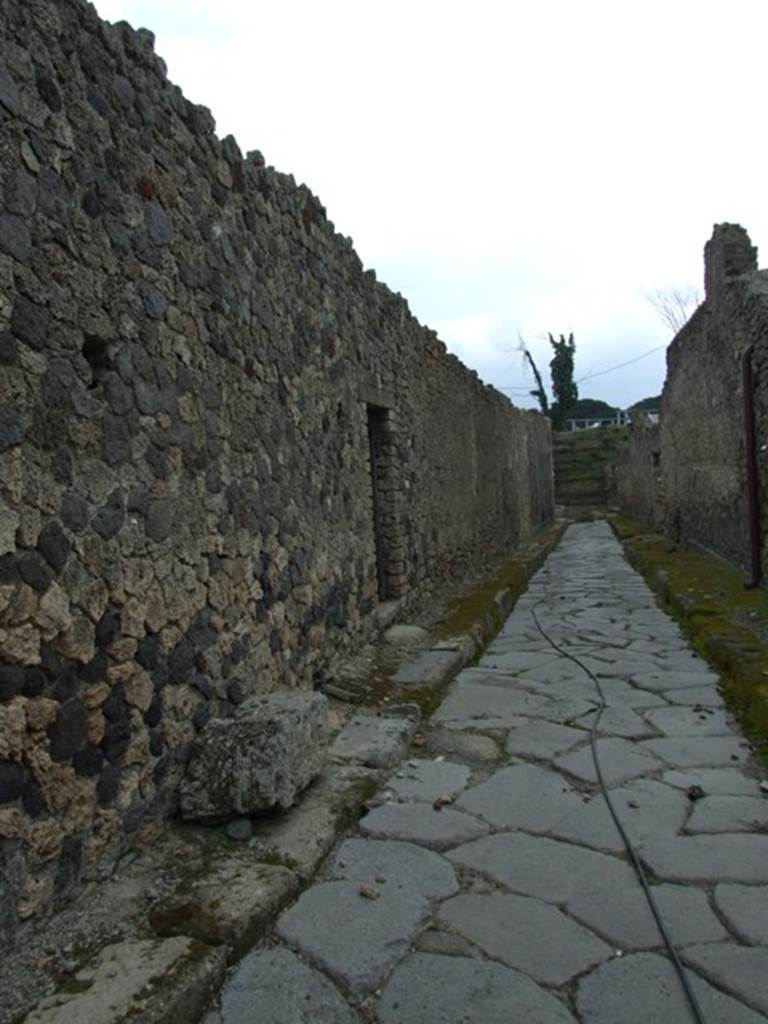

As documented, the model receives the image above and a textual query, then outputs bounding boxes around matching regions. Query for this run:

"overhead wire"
[500,343,666,394]
[529,603,708,1024]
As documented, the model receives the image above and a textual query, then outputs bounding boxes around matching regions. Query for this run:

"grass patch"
[609,514,768,767]
[553,427,628,504]
[433,521,566,650]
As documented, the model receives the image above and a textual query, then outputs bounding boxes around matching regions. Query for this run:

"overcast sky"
[93,0,768,410]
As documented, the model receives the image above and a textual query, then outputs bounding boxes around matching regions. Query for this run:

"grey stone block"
[481,650,559,674]
[642,706,732,737]
[541,778,689,855]
[329,715,414,768]
[438,892,612,985]
[378,953,577,1024]
[23,938,226,1024]
[218,948,357,1024]
[330,837,459,901]
[639,735,748,768]
[456,763,585,832]
[391,648,463,687]
[576,951,766,1024]
[554,736,662,785]
[431,680,547,730]
[427,727,501,763]
[359,801,488,851]
[448,832,636,903]
[631,670,720,692]
[661,685,725,707]
[568,881,727,949]
[385,758,471,802]
[661,768,762,797]
[180,692,329,822]
[638,833,768,883]
[149,861,299,961]
[593,704,657,738]
[683,944,768,1016]
[714,884,768,944]
[250,764,377,880]
[686,795,768,834]
[504,720,587,759]
[276,880,429,997]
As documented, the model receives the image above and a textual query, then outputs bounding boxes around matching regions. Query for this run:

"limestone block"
[180,691,329,823]
[36,582,72,640]
[55,615,95,663]
[25,697,58,732]
[0,502,19,555]
[0,698,27,759]
[23,937,226,1024]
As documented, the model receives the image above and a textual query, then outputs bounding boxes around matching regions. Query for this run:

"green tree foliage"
[630,394,661,413]
[569,398,618,419]
[548,332,578,430]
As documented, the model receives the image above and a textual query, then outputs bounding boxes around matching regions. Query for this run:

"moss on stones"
[610,514,768,766]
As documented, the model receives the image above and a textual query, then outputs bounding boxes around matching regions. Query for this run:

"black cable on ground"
[530,603,707,1024]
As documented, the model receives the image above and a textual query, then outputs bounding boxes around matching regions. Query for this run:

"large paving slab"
[455,763,586,832]
[641,705,733,736]
[714,884,768,944]
[430,680,546,729]
[567,879,728,950]
[682,944,768,1017]
[504,720,587,759]
[329,715,416,768]
[575,951,766,1024]
[359,801,488,850]
[377,953,577,1024]
[630,669,721,692]
[660,684,726,706]
[554,735,663,785]
[275,881,429,997]
[638,833,768,883]
[329,838,459,901]
[686,794,768,833]
[661,767,763,797]
[384,758,471,802]
[213,948,358,1024]
[447,832,637,903]
[540,778,690,854]
[437,892,612,985]
[639,734,749,768]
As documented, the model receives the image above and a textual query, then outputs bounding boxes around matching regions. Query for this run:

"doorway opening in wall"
[367,404,401,601]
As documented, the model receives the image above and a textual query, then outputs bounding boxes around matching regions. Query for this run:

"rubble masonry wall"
[0,0,553,938]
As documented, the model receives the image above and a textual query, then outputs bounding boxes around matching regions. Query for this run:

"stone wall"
[617,223,768,574]
[0,0,553,938]
[615,418,662,530]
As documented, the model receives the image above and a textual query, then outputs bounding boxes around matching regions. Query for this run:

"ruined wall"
[0,0,553,937]
[617,224,768,572]
[615,418,662,529]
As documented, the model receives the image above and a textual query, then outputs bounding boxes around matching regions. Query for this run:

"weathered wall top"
[618,223,768,577]
[704,222,758,304]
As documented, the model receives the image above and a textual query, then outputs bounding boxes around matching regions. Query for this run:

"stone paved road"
[208,521,768,1023]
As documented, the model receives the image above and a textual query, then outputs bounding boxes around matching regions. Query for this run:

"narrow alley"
[200,521,768,1023]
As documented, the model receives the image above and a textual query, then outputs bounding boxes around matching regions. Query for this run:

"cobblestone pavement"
[207,521,768,1023]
